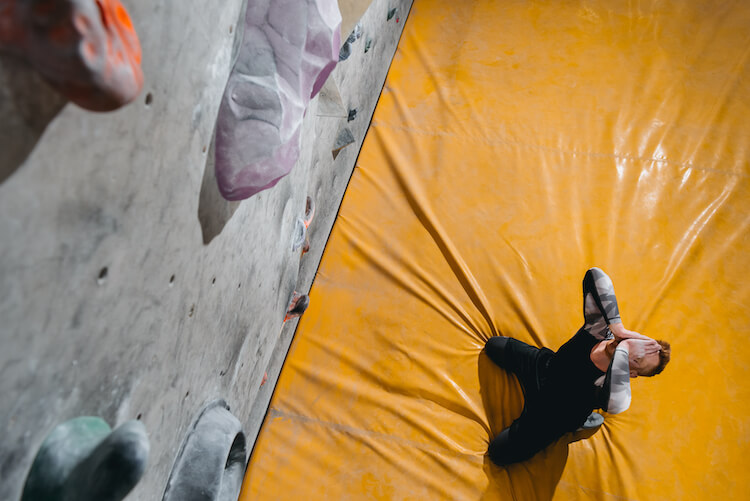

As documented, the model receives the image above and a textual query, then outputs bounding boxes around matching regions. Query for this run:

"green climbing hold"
[21,417,149,501]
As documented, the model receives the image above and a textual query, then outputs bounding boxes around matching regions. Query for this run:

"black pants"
[485,336,562,466]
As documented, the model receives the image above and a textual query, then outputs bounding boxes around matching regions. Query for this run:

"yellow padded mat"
[242,0,750,498]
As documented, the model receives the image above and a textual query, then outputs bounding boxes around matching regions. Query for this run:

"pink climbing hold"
[214,0,342,201]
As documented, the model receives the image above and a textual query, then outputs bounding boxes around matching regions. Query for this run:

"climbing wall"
[241,0,750,499]
[0,0,412,499]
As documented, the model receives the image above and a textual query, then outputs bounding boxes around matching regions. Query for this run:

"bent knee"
[487,428,514,466]
[488,425,552,466]
[484,336,509,368]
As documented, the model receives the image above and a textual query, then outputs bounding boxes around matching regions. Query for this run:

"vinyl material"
[242,0,750,498]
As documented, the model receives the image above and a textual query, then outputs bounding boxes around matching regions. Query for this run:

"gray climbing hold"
[338,22,363,61]
[339,42,352,61]
[349,22,363,42]
[332,127,355,159]
[292,196,316,251]
[162,400,247,501]
[22,417,149,501]
[292,217,307,251]
[317,76,346,118]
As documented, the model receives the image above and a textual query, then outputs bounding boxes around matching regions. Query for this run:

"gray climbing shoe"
[578,412,604,431]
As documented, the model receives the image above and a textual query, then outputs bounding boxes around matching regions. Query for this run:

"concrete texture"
[0,0,411,499]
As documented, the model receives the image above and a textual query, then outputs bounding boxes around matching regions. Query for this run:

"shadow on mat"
[477,349,599,500]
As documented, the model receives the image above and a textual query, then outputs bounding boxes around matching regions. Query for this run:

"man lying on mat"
[485,267,671,466]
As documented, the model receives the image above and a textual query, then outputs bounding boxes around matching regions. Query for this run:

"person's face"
[629,349,659,377]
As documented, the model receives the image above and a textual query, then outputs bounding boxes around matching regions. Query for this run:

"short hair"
[642,340,671,377]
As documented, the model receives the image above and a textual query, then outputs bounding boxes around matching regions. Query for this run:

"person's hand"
[622,338,661,361]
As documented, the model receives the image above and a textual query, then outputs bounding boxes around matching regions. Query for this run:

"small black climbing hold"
[285,292,310,321]
[365,38,372,53]
[339,42,352,61]
[347,109,357,122]
[332,127,355,159]
[338,23,363,61]
[288,295,309,316]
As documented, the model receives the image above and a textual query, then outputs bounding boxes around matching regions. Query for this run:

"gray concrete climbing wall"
[0,0,413,499]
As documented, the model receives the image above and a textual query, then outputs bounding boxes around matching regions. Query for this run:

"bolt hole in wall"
[136,413,142,420]
[212,277,216,285]
[144,92,153,106]
[169,274,175,286]
[97,267,108,285]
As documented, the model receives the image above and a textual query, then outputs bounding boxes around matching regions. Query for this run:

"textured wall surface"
[0,0,410,498]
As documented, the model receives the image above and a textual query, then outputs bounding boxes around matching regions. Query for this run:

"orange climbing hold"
[0,0,143,111]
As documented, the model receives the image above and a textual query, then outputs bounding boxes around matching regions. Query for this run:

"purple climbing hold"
[214,0,342,201]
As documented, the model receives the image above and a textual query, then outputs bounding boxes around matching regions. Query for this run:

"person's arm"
[609,322,653,342]
[602,342,632,414]
[582,267,622,340]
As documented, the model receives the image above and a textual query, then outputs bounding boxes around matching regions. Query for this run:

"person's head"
[629,340,671,377]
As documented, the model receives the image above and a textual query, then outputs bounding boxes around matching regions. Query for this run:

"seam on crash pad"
[268,407,484,461]
[557,480,640,501]
[371,121,747,178]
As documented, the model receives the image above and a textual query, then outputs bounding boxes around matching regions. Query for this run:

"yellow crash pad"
[242,0,750,499]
